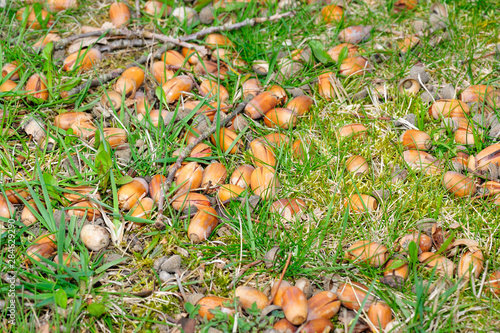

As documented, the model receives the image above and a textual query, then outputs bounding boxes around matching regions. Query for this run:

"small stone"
[442,118,458,132]
[135,139,145,148]
[409,65,429,84]
[207,328,224,333]
[472,113,490,129]
[391,165,408,184]
[53,210,69,228]
[286,88,304,97]
[439,83,455,99]
[412,20,427,33]
[489,124,500,138]
[115,147,132,164]
[186,293,204,305]
[263,246,280,268]
[103,253,126,266]
[276,59,304,82]
[295,277,313,298]
[393,113,416,129]
[371,189,391,202]
[159,271,174,282]
[199,5,214,25]
[352,88,368,101]
[232,115,248,131]
[160,254,182,273]
[153,256,168,271]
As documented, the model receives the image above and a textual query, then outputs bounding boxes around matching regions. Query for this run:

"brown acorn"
[273,318,297,333]
[54,112,93,130]
[251,167,279,199]
[338,25,371,44]
[292,139,311,160]
[218,184,245,202]
[454,129,475,146]
[397,232,432,253]
[194,60,228,79]
[102,127,127,148]
[47,0,78,12]
[400,129,432,150]
[144,0,171,17]
[271,280,292,307]
[162,75,194,104]
[195,101,229,121]
[403,150,441,175]
[199,79,229,102]
[476,143,500,171]
[205,33,233,48]
[109,2,130,27]
[152,61,175,84]
[307,291,341,321]
[182,47,200,65]
[267,85,287,105]
[397,36,420,53]
[339,123,368,139]
[26,243,56,263]
[188,206,218,243]
[486,271,500,295]
[149,174,167,203]
[263,108,297,129]
[339,57,365,76]
[460,85,495,103]
[249,139,276,169]
[337,281,374,311]
[171,192,210,212]
[263,133,289,148]
[34,33,61,48]
[197,296,235,320]
[442,171,476,197]
[130,197,154,220]
[321,4,343,23]
[25,74,49,101]
[229,165,255,189]
[429,99,469,119]
[191,143,212,158]
[63,48,102,72]
[80,224,110,251]
[53,253,80,267]
[117,178,148,210]
[2,61,20,81]
[114,76,137,99]
[121,66,145,88]
[161,50,189,68]
[419,252,455,277]
[175,162,203,194]
[0,79,18,97]
[327,43,358,62]
[458,250,483,280]
[242,78,262,98]
[318,72,336,100]
[0,197,15,219]
[345,240,388,267]
[244,91,279,119]
[346,155,369,175]
[367,301,392,331]
[235,286,268,310]
[383,256,409,280]
[21,199,39,226]
[67,201,101,221]
[270,198,306,220]
[301,319,335,333]
[5,188,29,204]
[282,286,308,326]
[286,95,313,116]
[16,6,53,29]
[201,163,227,193]
[211,128,241,154]
[344,194,378,213]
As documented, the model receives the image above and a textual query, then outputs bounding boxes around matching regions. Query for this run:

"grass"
[1,0,500,332]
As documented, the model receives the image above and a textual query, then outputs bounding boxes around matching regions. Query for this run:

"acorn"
[249,139,276,169]
[176,162,203,194]
[252,60,269,76]
[80,224,110,251]
[383,256,409,281]
[100,91,122,111]
[211,128,241,154]
[397,36,420,53]
[109,2,130,27]
[199,79,229,102]
[47,0,78,12]
[244,91,279,119]
[398,77,420,95]
[337,282,374,311]
[273,319,297,333]
[188,206,219,243]
[267,85,287,105]
[338,25,371,44]
[201,163,227,193]
[264,108,297,129]
[235,286,268,310]
[263,133,289,148]
[400,129,432,150]
[344,194,378,213]
[130,197,154,220]
[270,198,306,220]
[321,4,343,23]
[458,250,483,280]
[367,301,392,331]
[34,33,61,48]
[271,280,292,307]
[21,199,39,226]
[171,192,210,212]
[460,85,495,103]
[67,201,101,221]
[429,99,470,119]
[346,155,369,175]
[161,50,189,68]
[63,48,102,72]
[307,291,341,321]
[242,78,262,98]
[0,197,15,219]
[195,101,229,121]
[0,79,18,97]
[286,95,313,116]
[162,76,194,104]
[486,271,500,295]
[143,109,174,127]
[397,232,432,253]
[152,61,175,84]
[195,60,228,79]
[327,43,358,62]
[218,184,245,202]
[442,171,476,198]
[419,252,455,277]
[102,127,127,148]
[476,143,500,171]
[229,165,255,189]
[454,129,475,146]
[291,139,310,160]
[26,243,56,263]
[339,57,365,76]
[282,287,308,326]
[403,150,441,175]
[53,253,80,267]
[197,296,235,320]
[182,47,200,65]
[5,188,29,204]
[301,319,335,333]
[171,6,197,24]
[2,61,20,81]
[16,6,53,29]
[251,167,279,199]
[345,240,388,267]
[118,178,148,210]
[25,74,49,101]
[205,33,233,48]
[149,174,167,203]
[114,77,137,99]
[394,0,418,11]
[121,66,145,88]
[191,143,212,158]
[54,112,93,130]
[318,72,335,101]
[144,0,171,17]
[339,123,367,139]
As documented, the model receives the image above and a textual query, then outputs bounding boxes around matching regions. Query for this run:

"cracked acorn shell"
[339,123,368,139]
[149,174,166,203]
[286,95,313,116]
[67,200,101,220]
[197,296,235,320]
[188,206,218,243]
[242,78,262,98]
[199,79,229,102]
[63,48,102,72]
[345,240,388,267]
[100,91,122,110]
[152,61,175,84]
[54,112,92,130]
[26,243,56,263]
[460,85,494,103]
[307,291,341,321]
[398,77,420,94]
[318,72,335,100]
[367,301,392,331]
[400,129,431,150]
[475,143,500,171]
[114,76,137,99]
[218,184,245,202]
[251,167,279,199]
[190,143,212,158]
[403,150,441,175]
[161,50,189,68]
[0,197,15,219]
[346,155,369,175]
[321,4,343,23]
[210,128,241,154]
[171,192,210,212]
[162,75,194,104]
[201,162,227,193]
[130,197,154,221]
[2,61,20,80]
[249,139,276,169]
[458,250,483,280]
[271,280,292,307]
[117,178,148,210]
[442,171,476,197]
[264,108,297,129]
[144,0,171,16]
[244,91,279,119]
[267,85,288,105]
[344,194,378,212]
[419,252,455,277]
[337,282,374,311]
[175,162,203,194]
[270,198,306,220]
[5,188,29,204]
[235,286,268,310]
[16,6,53,29]
[109,2,131,27]
[121,66,145,88]
[327,43,358,62]
[230,164,255,189]
[25,74,49,101]
[282,286,308,326]
[429,99,470,119]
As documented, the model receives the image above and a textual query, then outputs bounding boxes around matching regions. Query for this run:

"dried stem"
[267,252,293,306]
[227,260,263,289]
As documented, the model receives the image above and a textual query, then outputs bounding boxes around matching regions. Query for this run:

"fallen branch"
[153,99,250,229]
[267,253,293,306]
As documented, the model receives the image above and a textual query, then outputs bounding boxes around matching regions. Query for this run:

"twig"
[174,271,187,302]
[95,38,156,53]
[153,99,250,228]
[267,253,292,306]
[227,260,263,289]
[135,0,140,18]
[60,69,124,98]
